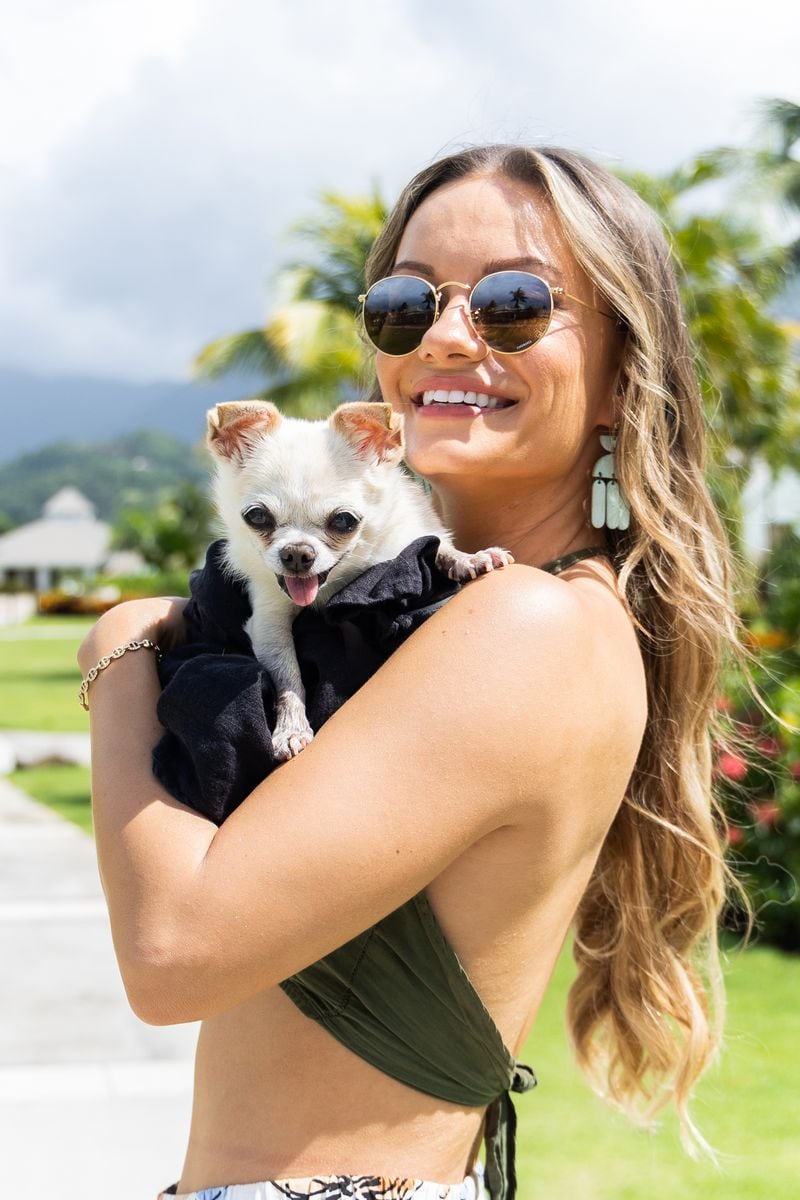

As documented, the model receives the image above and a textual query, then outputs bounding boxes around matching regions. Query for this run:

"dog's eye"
[242,505,275,531]
[328,510,360,534]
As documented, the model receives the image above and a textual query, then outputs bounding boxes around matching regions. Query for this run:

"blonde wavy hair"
[364,145,748,1153]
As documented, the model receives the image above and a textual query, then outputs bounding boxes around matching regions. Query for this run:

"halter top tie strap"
[483,1063,538,1200]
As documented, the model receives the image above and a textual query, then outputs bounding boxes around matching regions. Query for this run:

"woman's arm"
[80,570,626,1025]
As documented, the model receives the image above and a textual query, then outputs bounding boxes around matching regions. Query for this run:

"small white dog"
[207,399,511,760]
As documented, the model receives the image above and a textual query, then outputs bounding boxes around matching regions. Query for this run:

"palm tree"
[752,99,800,261]
[193,191,387,417]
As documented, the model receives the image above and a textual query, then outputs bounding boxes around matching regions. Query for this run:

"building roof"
[42,487,98,519]
[0,488,111,570]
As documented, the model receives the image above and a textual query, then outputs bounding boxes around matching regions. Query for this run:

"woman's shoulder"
[416,559,645,724]
[411,559,648,807]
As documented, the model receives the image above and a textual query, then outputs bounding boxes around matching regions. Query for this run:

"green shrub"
[93,569,192,597]
[37,568,192,615]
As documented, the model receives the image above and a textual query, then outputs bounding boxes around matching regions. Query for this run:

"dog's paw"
[273,723,315,762]
[272,693,315,762]
[436,545,514,582]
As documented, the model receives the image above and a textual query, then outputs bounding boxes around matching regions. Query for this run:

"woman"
[78,146,739,1200]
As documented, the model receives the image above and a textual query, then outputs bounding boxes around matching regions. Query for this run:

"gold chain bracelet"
[78,639,162,712]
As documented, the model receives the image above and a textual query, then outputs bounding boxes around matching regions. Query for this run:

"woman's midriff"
[175,827,599,1194]
[176,983,488,1191]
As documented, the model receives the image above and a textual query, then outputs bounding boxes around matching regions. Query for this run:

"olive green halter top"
[279,546,613,1200]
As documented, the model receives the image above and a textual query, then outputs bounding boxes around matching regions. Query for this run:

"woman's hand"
[77,596,189,676]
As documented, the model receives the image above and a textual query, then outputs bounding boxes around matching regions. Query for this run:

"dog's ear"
[207,400,282,463]
[330,402,404,464]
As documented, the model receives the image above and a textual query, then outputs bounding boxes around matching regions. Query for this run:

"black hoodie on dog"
[153,536,459,824]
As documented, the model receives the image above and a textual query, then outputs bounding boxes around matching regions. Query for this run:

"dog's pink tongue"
[284,575,320,606]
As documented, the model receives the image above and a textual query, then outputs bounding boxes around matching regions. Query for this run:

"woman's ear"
[594,389,624,433]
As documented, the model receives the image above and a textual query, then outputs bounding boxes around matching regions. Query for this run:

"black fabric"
[153,536,460,822]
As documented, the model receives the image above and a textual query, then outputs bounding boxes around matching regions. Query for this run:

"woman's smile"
[411,374,518,414]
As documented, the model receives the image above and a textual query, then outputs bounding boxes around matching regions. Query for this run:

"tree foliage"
[112,481,214,573]
[193,191,387,416]
[620,149,800,538]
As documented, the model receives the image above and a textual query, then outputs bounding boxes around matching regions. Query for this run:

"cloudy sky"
[2,0,798,383]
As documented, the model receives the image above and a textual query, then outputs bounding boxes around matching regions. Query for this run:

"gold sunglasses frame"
[358,270,616,358]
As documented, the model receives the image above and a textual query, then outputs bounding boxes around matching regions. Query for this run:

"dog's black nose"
[279,543,316,572]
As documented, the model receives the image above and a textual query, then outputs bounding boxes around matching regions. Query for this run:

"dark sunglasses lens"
[470,271,552,353]
[362,277,436,355]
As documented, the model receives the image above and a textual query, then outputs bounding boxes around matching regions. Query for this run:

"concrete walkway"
[0,775,199,1197]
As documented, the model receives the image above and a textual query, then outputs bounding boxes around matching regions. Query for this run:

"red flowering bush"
[716,530,800,951]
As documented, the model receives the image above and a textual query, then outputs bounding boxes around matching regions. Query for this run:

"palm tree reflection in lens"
[470,272,553,353]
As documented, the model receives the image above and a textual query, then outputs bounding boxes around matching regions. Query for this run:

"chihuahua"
[207,399,512,760]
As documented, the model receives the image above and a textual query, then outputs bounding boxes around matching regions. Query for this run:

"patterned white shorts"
[158,1161,486,1200]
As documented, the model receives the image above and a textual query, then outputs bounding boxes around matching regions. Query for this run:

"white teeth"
[420,389,508,409]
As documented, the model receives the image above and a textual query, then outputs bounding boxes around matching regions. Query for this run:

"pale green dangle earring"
[591,428,630,531]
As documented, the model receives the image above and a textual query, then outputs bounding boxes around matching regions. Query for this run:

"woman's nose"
[418,297,487,363]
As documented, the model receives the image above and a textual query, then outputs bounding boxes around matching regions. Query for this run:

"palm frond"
[190,188,388,396]
[665,149,735,196]
[192,330,286,380]
[759,98,800,157]
[265,301,369,378]
[284,190,388,303]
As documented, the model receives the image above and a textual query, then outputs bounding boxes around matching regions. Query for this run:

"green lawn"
[513,938,796,1198]
[10,762,93,833]
[0,615,94,730]
[3,616,798,1196]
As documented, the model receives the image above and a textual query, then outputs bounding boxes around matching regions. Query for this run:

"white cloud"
[0,0,798,381]
[0,0,200,173]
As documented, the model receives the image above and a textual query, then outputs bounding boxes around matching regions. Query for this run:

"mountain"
[0,367,266,465]
[0,431,213,526]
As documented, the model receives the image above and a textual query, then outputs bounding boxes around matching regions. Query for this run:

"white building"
[741,463,800,560]
[0,487,134,592]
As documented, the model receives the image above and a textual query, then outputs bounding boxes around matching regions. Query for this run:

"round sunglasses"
[358,269,615,357]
